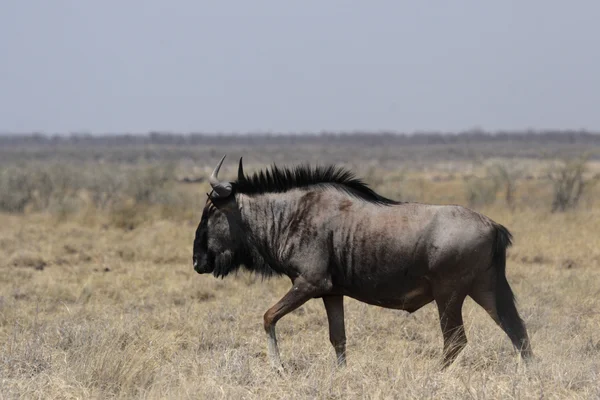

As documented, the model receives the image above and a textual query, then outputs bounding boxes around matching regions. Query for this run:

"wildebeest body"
[193,156,533,371]
[248,190,491,309]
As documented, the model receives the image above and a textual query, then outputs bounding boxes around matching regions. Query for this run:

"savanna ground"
[1,133,600,399]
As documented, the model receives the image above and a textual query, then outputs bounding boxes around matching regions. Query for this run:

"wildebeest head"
[192,155,247,277]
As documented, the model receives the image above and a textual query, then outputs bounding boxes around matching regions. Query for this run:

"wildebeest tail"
[491,223,528,346]
[492,223,512,280]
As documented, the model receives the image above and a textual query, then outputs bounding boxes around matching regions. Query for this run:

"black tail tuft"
[492,223,532,356]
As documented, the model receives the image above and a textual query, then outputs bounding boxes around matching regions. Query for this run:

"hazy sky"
[1,1,599,134]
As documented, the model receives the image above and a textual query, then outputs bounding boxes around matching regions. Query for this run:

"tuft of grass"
[6,251,48,270]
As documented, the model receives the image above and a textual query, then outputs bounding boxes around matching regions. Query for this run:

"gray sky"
[1,1,599,134]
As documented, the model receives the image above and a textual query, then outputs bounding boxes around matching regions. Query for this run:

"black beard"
[212,250,236,278]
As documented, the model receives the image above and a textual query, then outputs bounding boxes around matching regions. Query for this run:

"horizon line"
[1,128,599,137]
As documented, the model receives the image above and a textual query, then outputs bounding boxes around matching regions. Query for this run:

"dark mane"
[234,164,400,205]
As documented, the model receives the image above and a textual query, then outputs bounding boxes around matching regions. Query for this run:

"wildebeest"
[193,155,533,371]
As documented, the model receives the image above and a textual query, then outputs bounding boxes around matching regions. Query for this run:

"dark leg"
[435,291,468,369]
[263,277,323,372]
[322,295,346,367]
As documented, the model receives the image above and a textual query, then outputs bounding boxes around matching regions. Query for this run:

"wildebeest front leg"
[323,295,346,367]
[263,278,321,372]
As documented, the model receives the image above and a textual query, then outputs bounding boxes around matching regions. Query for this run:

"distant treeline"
[1,130,600,148]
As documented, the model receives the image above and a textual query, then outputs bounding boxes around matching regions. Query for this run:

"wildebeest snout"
[193,255,203,273]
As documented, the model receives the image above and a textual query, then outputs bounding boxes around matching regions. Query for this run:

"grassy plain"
[1,134,600,399]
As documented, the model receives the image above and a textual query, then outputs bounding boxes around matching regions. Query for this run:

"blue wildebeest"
[193,156,533,371]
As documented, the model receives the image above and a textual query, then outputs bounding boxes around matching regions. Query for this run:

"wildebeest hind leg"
[322,295,346,367]
[434,290,467,369]
[263,277,323,372]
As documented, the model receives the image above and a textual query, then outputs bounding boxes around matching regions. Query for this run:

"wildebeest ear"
[237,157,245,181]
[208,192,238,213]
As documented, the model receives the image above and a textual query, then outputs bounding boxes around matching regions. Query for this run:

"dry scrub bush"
[124,164,173,204]
[106,164,193,228]
[84,165,128,210]
[464,175,499,208]
[464,162,522,209]
[489,163,522,209]
[547,154,595,212]
[0,164,85,213]
[0,166,36,213]
[0,163,187,224]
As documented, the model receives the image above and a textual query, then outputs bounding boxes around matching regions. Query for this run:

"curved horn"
[209,155,232,198]
[237,157,245,181]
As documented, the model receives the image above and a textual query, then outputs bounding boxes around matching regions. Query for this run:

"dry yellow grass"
[1,170,600,399]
